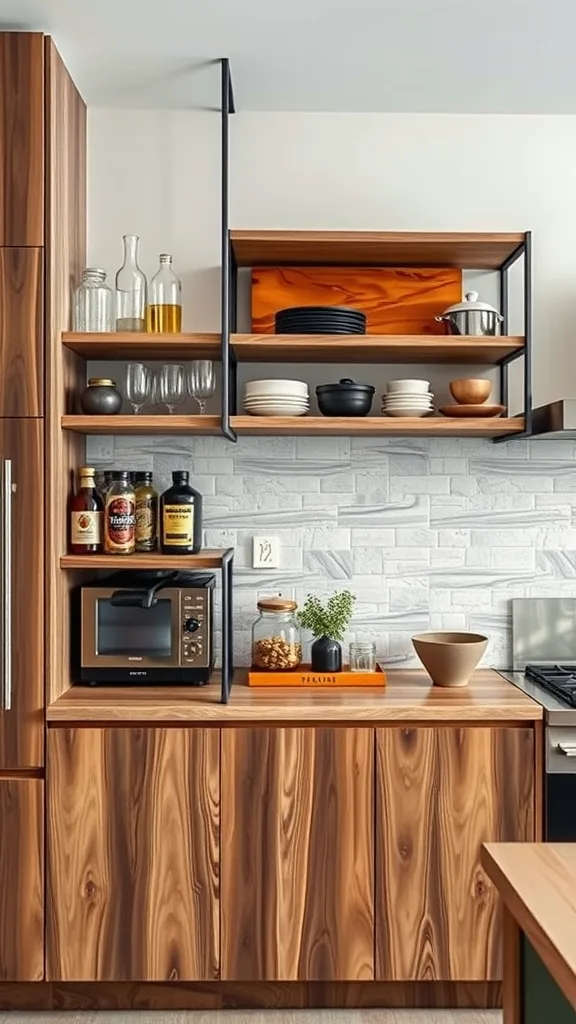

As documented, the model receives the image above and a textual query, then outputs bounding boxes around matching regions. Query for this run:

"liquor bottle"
[70,467,104,554]
[104,471,136,555]
[135,472,158,552]
[115,234,147,332]
[146,254,182,332]
[160,471,202,554]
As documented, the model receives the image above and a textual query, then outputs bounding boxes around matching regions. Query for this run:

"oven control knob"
[184,617,200,634]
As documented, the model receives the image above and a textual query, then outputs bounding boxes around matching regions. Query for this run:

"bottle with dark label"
[104,471,136,555]
[70,467,104,554]
[160,471,202,554]
[135,472,158,552]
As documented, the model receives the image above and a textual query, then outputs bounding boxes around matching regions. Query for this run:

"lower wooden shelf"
[60,550,227,569]
[232,415,525,437]
[61,414,221,435]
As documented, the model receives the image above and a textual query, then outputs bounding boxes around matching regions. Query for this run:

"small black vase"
[311,635,342,672]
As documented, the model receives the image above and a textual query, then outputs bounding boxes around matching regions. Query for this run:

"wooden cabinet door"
[0,419,43,769]
[0,33,44,247]
[0,248,43,416]
[47,728,220,981]
[0,778,43,980]
[221,727,374,981]
[375,726,535,982]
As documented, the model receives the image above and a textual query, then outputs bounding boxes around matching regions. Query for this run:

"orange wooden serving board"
[248,664,387,687]
[251,266,462,335]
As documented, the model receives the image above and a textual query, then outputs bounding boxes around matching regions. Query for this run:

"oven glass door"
[546,726,576,841]
[81,588,180,668]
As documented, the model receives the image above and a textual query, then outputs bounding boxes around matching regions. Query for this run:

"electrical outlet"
[253,536,280,569]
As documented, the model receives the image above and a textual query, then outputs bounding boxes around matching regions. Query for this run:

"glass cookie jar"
[252,597,302,671]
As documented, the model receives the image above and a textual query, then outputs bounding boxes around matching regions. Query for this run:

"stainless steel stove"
[499,598,576,840]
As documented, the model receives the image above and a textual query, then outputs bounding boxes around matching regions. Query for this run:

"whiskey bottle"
[70,467,104,554]
[135,472,158,552]
[104,471,136,555]
[160,471,202,554]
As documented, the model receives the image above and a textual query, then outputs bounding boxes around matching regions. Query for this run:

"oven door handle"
[557,743,576,756]
[0,459,11,711]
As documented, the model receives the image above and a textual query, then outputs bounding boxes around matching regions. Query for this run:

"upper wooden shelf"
[230,230,526,269]
[60,550,228,570]
[232,415,524,438]
[62,332,524,366]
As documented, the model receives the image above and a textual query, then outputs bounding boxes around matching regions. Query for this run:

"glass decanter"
[147,254,182,333]
[115,234,147,331]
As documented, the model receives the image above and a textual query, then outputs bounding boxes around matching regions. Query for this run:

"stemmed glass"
[125,362,150,415]
[187,360,216,415]
[159,363,185,414]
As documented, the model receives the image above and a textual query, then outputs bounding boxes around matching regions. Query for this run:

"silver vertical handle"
[0,460,12,711]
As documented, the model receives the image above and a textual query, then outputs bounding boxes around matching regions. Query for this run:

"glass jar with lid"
[252,597,302,670]
[73,268,114,332]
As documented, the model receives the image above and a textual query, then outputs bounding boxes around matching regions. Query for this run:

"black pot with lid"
[316,378,375,417]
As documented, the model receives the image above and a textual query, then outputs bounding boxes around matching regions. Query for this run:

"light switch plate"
[253,536,280,569]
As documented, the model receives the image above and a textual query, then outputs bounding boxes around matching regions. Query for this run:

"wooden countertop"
[482,844,576,1011]
[46,669,542,723]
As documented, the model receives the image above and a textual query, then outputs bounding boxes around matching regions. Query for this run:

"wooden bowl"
[412,631,488,687]
[449,378,492,405]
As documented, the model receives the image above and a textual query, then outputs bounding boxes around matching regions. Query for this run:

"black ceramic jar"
[80,377,122,415]
[316,378,375,417]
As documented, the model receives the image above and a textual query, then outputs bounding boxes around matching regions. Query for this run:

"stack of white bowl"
[381,379,434,418]
[244,379,310,417]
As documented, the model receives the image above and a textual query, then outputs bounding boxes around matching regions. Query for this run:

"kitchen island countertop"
[46,668,542,723]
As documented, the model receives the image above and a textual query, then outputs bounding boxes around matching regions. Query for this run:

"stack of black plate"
[275,305,367,335]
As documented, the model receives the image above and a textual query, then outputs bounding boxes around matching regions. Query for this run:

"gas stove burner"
[525,664,576,707]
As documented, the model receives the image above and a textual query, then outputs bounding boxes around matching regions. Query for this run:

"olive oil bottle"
[160,471,202,554]
[146,254,182,332]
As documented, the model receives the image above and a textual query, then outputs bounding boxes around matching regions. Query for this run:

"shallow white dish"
[382,406,434,418]
[244,401,310,410]
[386,379,431,394]
[245,406,309,417]
[245,395,310,404]
[383,395,434,403]
[245,379,309,397]
[382,399,434,408]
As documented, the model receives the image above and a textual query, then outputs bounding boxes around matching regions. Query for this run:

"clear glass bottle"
[73,269,114,332]
[115,234,147,331]
[252,598,302,671]
[147,254,182,333]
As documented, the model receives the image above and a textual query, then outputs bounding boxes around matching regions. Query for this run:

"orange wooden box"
[248,664,387,687]
[251,266,462,335]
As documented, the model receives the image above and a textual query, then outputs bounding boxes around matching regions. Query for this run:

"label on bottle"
[71,510,102,546]
[105,496,136,553]
[136,495,158,550]
[162,504,194,547]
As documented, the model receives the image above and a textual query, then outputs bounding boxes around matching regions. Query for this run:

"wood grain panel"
[0,33,44,246]
[375,727,535,982]
[0,419,43,768]
[231,230,525,270]
[61,414,221,435]
[0,248,43,415]
[45,39,87,704]
[221,727,374,981]
[47,727,219,981]
[45,670,543,723]
[252,266,462,334]
[232,415,525,438]
[0,778,43,980]
[232,333,525,364]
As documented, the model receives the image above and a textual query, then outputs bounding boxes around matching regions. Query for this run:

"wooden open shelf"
[62,331,524,366]
[230,230,526,269]
[61,414,221,435]
[60,549,227,570]
[232,415,525,437]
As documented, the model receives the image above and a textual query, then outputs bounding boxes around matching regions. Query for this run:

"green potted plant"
[297,591,356,672]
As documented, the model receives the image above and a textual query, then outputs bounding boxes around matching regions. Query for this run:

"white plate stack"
[244,379,310,417]
[381,379,434,418]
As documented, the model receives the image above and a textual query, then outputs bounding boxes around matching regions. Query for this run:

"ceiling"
[3,0,576,113]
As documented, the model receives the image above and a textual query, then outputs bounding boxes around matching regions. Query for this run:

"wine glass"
[187,360,216,415]
[159,363,185,414]
[125,362,150,415]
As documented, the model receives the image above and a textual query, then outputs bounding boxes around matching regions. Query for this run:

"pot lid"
[316,378,376,394]
[440,291,501,315]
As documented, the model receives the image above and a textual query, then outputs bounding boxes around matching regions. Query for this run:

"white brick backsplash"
[98,433,575,668]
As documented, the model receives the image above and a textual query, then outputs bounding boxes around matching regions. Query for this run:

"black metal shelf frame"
[495,231,532,442]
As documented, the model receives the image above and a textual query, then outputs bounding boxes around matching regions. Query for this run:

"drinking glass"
[187,360,216,414]
[125,362,150,414]
[159,363,185,414]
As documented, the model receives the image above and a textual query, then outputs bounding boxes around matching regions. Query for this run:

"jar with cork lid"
[252,598,302,671]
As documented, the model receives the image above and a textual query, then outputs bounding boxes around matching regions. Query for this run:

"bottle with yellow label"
[160,470,202,554]
[135,472,158,552]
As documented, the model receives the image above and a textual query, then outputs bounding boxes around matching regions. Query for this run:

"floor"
[0,1012,502,1024]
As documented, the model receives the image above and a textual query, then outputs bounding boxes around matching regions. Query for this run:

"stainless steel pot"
[435,291,503,337]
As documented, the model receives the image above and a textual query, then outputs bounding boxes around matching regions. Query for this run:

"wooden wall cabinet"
[375,726,535,982]
[0,33,44,247]
[0,778,43,980]
[0,248,43,416]
[221,727,374,981]
[47,727,220,982]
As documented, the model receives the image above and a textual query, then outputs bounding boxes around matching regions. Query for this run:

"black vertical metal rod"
[220,58,236,442]
[500,266,509,335]
[523,232,532,433]
[500,362,509,410]
[220,548,234,703]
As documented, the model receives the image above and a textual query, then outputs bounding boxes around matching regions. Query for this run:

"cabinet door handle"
[557,743,576,756]
[0,460,12,711]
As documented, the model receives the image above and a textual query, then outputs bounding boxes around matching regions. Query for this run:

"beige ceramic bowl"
[449,378,492,405]
[411,631,488,687]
